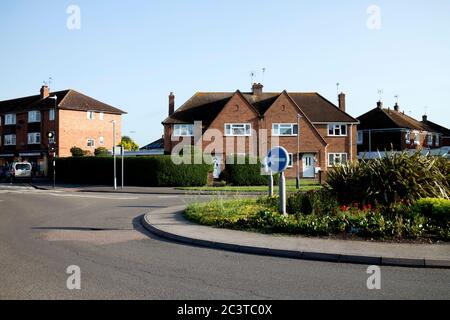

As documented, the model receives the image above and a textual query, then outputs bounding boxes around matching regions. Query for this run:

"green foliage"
[220,155,268,186]
[56,156,212,187]
[327,151,450,206]
[94,147,110,157]
[70,146,90,157]
[287,189,339,216]
[120,136,139,151]
[413,198,450,223]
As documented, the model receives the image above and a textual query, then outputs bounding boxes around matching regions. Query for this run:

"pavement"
[142,206,450,269]
[1,184,450,299]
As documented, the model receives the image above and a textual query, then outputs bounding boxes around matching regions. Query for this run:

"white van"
[10,162,33,182]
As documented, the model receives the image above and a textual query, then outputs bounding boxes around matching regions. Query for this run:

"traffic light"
[47,131,55,139]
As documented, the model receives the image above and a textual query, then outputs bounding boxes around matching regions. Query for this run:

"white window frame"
[99,136,104,145]
[272,123,298,136]
[28,110,41,123]
[87,111,95,120]
[99,112,104,120]
[5,114,16,125]
[288,153,294,168]
[49,109,55,121]
[414,132,420,145]
[27,132,41,145]
[435,134,440,147]
[328,124,347,137]
[405,130,411,145]
[224,123,252,137]
[4,134,16,146]
[328,153,348,167]
[174,124,194,137]
[357,131,363,145]
[427,134,433,146]
[87,138,95,147]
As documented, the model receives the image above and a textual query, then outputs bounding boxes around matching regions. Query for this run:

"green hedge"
[219,155,268,186]
[413,198,450,223]
[54,156,212,187]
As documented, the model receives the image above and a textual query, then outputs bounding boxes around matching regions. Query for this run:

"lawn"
[177,179,322,193]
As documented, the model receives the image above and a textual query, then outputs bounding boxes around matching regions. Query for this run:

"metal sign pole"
[121,147,124,189]
[279,171,286,216]
[268,172,273,197]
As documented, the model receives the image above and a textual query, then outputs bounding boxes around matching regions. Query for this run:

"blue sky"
[1,0,449,146]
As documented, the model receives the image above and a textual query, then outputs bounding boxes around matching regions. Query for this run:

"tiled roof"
[162,91,358,125]
[422,119,450,136]
[0,90,126,115]
[140,138,164,150]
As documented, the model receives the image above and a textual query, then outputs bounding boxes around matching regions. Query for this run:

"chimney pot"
[423,115,428,122]
[40,85,49,100]
[394,103,400,112]
[377,101,383,109]
[338,92,346,112]
[169,92,175,116]
[252,83,263,97]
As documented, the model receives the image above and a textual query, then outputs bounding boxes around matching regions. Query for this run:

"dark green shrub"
[70,146,89,157]
[56,156,212,187]
[220,155,267,186]
[94,147,110,157]
[287,189,339,216]
[413,198,450,223]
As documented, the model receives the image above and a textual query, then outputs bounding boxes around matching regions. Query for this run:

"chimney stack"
[338,92,346,112]
[252,83,263,97]
[169,92,175,116]
[377,101,383,109]
[423,115,428,122]
[40,85,49,100]
[394,103,400,112]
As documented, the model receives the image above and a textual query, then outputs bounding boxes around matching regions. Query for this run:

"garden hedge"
[53,156,212,187]
[219,155,268,186]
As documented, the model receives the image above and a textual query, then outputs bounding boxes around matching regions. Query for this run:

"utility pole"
[112,120,117,190]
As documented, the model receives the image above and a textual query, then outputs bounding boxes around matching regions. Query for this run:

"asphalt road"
[0,184,449,300]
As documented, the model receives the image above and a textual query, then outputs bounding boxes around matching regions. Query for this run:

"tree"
[120,136,139,151]
[70,146,86,157]
[94,147,110,157]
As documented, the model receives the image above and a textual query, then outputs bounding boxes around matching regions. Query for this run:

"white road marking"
[157,195,178,199]
[0,187,139,200]
[48,193,139,200]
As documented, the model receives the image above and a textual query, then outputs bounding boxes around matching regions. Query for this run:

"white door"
[213,155,222,179]
[303,154,315,178]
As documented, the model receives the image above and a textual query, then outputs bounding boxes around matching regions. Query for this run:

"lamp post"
[111,120,117,190]
[296,114,302,190]
[48,95,58,189]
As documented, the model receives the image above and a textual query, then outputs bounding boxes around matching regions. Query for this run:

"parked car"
[9,162,33,182]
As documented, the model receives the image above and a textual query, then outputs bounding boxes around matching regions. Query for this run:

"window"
[414,133,420,145]
[405,130,411,145]
[5,114,16,125]
[49,109,55,121]
[225,124,251,136]
[87,111,95,120]
[272,124,298,136]
[328,153,348,167]
[27,132,41,145]
[328,124,347,136]
[357,131,363,145]
[174,124,194,137]
[28,110,41,123]
[99,136,104,145]
[288,153,293,168]
[427,134,433,146]
[99,112,104,120]
[435,134,440,147]
[87,139,95,147]
[4,134,16,146]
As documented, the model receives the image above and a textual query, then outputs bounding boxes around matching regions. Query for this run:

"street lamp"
[296,114,302,190]
[111,120,117,190]
[48,95,58,189]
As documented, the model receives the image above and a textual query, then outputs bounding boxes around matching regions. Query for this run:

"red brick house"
[357,101,446,154]
[421,115,450,147]
[0,86,126,176]
[162,84,359,179]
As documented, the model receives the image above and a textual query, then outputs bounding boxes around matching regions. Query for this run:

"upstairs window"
[225,124,251,136]
[4,134,16,146]
[87,111,95,120]
[87,138,95,147]
[328,124,347,136]
[357,131,363,145]
[174,124,194,137]
[5,114,16,125]
[272,124,298,136]
[27,132,41,145]
[49,109,55,121]
[28,110,41,123]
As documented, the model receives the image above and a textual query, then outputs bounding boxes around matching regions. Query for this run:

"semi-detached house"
[162,84,359,179]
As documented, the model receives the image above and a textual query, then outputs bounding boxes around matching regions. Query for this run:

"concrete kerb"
[141,206,450,269]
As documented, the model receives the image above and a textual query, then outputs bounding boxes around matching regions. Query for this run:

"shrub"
[287,189,339,216]
[413,198,450,223]
[70,146,89,157]
[56,156,212,187]
[220,155,268,186]
[327,151,450,206]
[94,147,110,157]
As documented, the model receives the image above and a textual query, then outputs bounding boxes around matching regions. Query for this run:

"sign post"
[266,147,289,216]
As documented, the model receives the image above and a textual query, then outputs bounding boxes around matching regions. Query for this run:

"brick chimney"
[377,101,383,109]
[394,103,400,112]
[40,85,49,99]
[252,83,263,97]
[169,92,175,116]
[423,114,428,122]
[338,92,346,112]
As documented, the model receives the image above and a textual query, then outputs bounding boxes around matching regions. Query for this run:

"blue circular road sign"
[266,146,290,173]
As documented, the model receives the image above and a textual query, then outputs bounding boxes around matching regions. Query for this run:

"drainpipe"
[349,124,353,161]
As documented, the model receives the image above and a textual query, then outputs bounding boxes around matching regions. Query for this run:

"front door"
[213,155,222,179]
[303,154,315,178]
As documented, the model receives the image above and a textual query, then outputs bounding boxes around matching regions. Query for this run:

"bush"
[413,198,450,223]
[94,147,110,157]
[327,151,450,206]
[287,189,339,216]
[56,156,212,187]
[70,146,90,157]
[220,155,268,186]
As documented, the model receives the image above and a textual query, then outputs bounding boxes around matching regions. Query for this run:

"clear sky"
[1,0,449,146]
